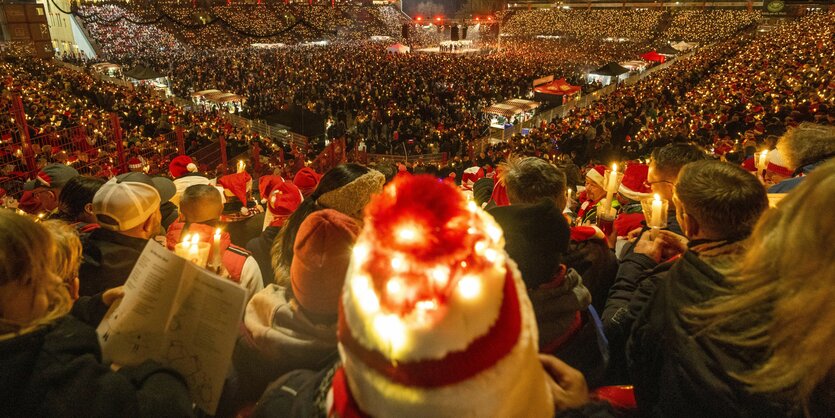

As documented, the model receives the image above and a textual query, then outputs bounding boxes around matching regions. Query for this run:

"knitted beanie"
[291,209,360,316]
[334,175,553,418]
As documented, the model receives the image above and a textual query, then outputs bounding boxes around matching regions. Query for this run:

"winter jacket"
[626,240,798,418]
[166,222,263,302]
[253,363,617,418]
[565,226,618,312]
[246,224,281,287]
[159,201,179,231]
[78,228,149,297]
[531,269,609,388]
[234,285,339,407]
[0,307,193,417]
[768,159,829,193]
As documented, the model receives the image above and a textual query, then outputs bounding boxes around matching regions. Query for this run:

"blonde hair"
[0,212,71,336]
[41,220,83,284]
[685,159,835,414]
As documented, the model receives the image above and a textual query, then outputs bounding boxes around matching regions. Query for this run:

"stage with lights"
[415,40,482,55]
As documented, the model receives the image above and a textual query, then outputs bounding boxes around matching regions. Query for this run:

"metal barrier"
[217,112,308,149]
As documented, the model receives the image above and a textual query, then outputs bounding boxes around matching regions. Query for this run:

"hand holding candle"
[174,233,211,268]
[642,194,670,240]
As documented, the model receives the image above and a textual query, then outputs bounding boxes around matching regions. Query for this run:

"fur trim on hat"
[318,170,385,219]
[585,165,606,188]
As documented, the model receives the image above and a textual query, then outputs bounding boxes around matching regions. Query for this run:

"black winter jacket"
[626,241,798,418]
[0,301,193,417]
[78,228,149,296]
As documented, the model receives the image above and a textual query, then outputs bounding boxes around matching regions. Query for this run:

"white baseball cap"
[92,178,161,231]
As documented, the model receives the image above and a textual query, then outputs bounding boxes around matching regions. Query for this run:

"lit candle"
[650,194,663,228]
[602,163,618,218]
[237,160,246,173]
[209,228,223,272]
[756,150,768,172]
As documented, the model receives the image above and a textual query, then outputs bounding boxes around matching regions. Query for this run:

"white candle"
[650,194,663,227]
[603,163,618,218]
[607,163,619,195]
[756,150,768,171]
[209,228,223,271]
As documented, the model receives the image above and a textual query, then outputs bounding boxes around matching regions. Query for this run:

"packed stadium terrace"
[1,4,834,418]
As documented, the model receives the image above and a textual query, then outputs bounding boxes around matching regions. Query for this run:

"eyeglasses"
[644,180,674,188]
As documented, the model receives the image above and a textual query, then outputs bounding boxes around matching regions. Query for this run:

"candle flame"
[190,234,200,245]
[654,193,661,202]
[612,163,618,172]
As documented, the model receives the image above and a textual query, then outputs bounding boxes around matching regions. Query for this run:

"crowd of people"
[0,52,291,200]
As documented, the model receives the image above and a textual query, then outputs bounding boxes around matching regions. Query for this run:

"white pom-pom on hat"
[187,163,198,172]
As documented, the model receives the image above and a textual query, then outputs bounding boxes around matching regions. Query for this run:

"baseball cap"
[116,172,176,203]
[93,178,161,231]
[24,164,79,191]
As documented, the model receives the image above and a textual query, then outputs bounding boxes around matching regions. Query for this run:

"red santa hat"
[258,175,286,205]
[765,149,793,178]
[169,155,198,178]
[128,157,143,171]
[218,172,252,205]
[268,181,302,218]
[293,167,321,197]
[617,163,652,202]
[460,166,484,190]
[585,165,607,188]
[334,175,553,417]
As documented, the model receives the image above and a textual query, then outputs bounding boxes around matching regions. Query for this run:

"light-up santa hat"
[335,175,553,418]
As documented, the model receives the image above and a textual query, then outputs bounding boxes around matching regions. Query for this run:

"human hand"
[633,231,664,262]
[102,286,125,307]
[539,354,589,411]
[634,230,688,262]
[626,227,644,242]
[657,230,688,259]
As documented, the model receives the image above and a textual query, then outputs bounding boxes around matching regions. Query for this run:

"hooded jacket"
[232,285,338,406]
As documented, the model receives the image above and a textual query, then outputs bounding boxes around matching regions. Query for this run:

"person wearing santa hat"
[218,172,259,216]
[218,171,265,247]
[460,166,485,192]
[762,149,793,187]
[127,157,144,173]
[613,163,653,247]
[245,176,303,285]
[165,184,263,302]
[293,167,321,198]
[169,155,211,207]
[251,175,609,417]
[577,165,615,225]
